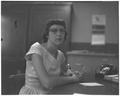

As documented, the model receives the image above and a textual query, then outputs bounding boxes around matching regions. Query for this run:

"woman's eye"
[60,29,65,33]
[50,29,57,33]
[50,29,65,34]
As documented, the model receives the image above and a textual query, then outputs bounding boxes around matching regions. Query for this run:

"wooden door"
[1,2,28,94]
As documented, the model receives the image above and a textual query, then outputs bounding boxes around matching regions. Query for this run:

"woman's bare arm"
[32,54,79,89]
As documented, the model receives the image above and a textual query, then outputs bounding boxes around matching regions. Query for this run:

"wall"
[70,2,119,53]
[71,1,118,43]
[68,2,119,82]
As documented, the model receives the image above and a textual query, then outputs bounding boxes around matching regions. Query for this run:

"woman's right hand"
[71,73,80,82]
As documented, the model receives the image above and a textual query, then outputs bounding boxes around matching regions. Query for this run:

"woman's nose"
[56,31,62,36]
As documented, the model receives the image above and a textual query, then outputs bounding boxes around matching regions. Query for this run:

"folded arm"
[32,54,79,89]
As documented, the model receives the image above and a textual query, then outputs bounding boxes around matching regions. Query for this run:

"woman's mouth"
[56,38,63,42]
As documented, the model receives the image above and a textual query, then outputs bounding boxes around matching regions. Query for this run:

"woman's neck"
[44,41,58,54]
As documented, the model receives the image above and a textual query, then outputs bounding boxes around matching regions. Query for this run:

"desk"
[7,74,119,95]
[48,79,119,95]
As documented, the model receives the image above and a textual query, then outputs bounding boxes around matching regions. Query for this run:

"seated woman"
[19,19,84,94]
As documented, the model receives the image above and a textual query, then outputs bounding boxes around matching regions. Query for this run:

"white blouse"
[20,42,65,94]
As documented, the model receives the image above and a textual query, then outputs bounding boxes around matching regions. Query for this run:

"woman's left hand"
[73,71,85,82]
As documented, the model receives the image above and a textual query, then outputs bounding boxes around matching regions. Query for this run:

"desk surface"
[67,50,117,57]
[48,79,119,95]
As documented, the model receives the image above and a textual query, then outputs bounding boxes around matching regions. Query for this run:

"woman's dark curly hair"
[42,19,67,43]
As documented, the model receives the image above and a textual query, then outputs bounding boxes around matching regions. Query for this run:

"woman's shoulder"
[26,42,44,54]
[31,42,41,47]
[30,42,43,50]
[25,42,43,60]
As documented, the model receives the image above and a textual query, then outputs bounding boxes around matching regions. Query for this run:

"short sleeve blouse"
[25,42,65,79]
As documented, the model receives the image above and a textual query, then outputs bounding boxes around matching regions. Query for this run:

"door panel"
[1,5,28,57]
[1,4,28,94]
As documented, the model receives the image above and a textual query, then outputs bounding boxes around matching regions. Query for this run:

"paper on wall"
[91,34,105,45]
[92,15,106,25]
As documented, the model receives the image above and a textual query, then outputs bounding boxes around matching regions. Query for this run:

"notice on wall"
[91,15,106,45]
[92,15,106,25]
[91,34,105,45]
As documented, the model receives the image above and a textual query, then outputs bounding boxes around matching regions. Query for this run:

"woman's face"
[48,24,66,46]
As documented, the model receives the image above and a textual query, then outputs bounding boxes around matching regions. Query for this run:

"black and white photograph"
[1,1,119,95]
